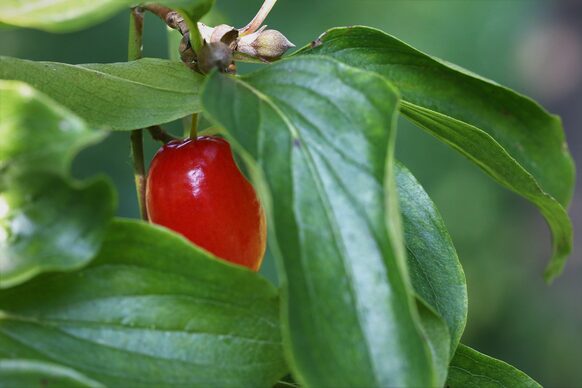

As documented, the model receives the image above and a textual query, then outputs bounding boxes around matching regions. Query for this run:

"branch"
[144,4,189,36]
[143,4,197,69]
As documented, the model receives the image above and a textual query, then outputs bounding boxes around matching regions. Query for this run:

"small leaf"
[0,0,214,33]
[447,344,542,387]
[0,359,104,388]
[416,298,450,388]
[297,26,575,280]
[201,56,435,387]
[0,80,104,175]
[0,57,203,131]
[397,162,467,354]
[0,80,115,289]
[0,173,114,289]
[0,219,287,387]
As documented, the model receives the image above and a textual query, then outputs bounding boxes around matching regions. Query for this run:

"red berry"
[146,136,266,271]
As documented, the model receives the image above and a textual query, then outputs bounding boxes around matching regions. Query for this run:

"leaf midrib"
[0,313,280,347]
[229,75,379,385]
[0,326,272,385]
[0,57,197,95]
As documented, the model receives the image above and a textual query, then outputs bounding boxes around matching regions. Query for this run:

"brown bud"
[198,23,239,51]
[198,42,233,74]
[211,24,238,47]
[237,29,294,61]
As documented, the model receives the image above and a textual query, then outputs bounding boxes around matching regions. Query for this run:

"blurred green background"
[1,0,580,386]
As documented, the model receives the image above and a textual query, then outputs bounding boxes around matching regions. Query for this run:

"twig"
[143,4,197,69]
[144,4,189,36]
[128,7,144,60]
[128,7,148,221]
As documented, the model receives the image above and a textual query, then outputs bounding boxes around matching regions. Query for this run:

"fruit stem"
[240,0,278,36]
[128,7,149,221]
[148,126,178,143]
[190,113,199,139]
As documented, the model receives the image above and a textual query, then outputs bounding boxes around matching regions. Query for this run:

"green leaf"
[0,0,214,33]
[0,173,114,289]
[447,344,542,387]
[0,0,131,32]
[0,80,104,175]
[0,219,287,387]
[416,299,450,388]
[0,57,203,131]
[0,80,115,289]
[397,162,467,354]
[201,56,435,387]
[0,359,104,388]
[297,26,575,281]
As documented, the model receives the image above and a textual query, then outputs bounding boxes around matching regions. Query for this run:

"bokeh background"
[1,0,580,386]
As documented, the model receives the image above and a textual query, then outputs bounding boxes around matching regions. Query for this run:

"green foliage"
[0,219,287,387]
[296,26,575,281]
[0,2,573,387]
[447,344,542,387]
[0,57,203,131]
[0,359,104,388]
[396,162,467,354]
[0,0,214,32]
[201,57,435,387]
[0,173,114,289]
[416,299,450,387]
[0,81,103,175]
[0,81,115,289]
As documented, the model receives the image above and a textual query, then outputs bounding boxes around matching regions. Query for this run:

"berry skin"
[146,136,266,271]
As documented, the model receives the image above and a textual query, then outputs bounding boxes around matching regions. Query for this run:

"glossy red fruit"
[146,136,266,271]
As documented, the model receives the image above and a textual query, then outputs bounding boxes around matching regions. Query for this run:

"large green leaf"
[447,344,541,387]
[0,80,115,289]
[0,57,203,131]
[0,219,287,387]
[397,162,467,354]
[297,26,575,281]
[0,0,214,33]
[0,359,104,388]
[201,57,435,387]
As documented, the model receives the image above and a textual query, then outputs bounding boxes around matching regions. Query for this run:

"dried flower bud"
[211,24,238,47]
[197,22,214,43]
[198,42,233,74]
[198,23,239,52]
[236,26,266,57]
[237,29,294,61]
